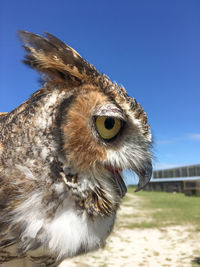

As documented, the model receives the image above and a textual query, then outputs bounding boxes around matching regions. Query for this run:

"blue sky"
[0,0,200,181]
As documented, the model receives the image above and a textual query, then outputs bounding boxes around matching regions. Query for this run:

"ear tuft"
[18,31,101,84]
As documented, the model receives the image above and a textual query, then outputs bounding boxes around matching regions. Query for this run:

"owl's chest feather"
[45,198,115,258]
[17,190,115,260]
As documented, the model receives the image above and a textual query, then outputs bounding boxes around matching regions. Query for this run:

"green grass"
[124,186,200,229]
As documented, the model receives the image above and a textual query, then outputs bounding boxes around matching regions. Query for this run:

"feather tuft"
[18,31,101,84]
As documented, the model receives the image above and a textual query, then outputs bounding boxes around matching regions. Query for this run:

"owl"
[0,31,152,267]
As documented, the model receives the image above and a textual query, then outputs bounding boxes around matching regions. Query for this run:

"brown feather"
[18,31,101,84]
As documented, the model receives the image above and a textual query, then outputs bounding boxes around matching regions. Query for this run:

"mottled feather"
[0,31,153,267]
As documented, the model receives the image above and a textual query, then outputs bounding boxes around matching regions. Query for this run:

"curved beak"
[135,160,152,192]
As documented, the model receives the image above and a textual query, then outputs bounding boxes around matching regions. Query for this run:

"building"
[144,164,200,194]
[153,164,200,179]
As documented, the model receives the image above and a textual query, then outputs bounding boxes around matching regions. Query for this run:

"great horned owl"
[0,31,152,267]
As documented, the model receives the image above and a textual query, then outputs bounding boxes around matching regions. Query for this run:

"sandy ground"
[59,193,200,267]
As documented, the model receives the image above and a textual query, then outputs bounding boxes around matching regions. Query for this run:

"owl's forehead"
[94,103,125,119]
[70,84,128,119]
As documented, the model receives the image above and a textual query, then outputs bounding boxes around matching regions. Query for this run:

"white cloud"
[153,162,183,170]
[155,137,184,145]
[156,139,175,145]
[156,133,200,145]
[187,133,200,140]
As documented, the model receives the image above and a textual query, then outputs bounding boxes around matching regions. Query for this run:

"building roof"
[154,164,200,173]
[150,176,200,183]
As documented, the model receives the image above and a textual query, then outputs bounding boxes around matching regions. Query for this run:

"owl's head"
[18,31,152,213]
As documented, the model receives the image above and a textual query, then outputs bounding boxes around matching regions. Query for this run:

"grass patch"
[125,221,159,229]
[125,186,200,228]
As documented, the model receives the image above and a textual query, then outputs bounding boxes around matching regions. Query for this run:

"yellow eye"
[95,116,122,140]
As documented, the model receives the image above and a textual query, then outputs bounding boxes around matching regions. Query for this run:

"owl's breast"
[45,196,115,259]
[17,190,116,262]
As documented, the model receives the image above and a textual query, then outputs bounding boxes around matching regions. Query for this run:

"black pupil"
[104,117,115,130]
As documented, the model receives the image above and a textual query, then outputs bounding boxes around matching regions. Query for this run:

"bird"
[0,31,153,267]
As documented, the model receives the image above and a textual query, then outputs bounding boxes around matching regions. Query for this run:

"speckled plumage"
[0,31,153,267]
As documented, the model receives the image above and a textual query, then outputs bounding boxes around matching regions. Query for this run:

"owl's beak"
[134,161,152,192]
[106,165,127,198]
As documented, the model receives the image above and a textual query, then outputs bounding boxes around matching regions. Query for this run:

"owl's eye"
[95,116,122,140]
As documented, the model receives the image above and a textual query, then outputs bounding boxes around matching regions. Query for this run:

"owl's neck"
[0,88,72,178]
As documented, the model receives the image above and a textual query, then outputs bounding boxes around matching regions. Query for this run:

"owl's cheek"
[106,145,152,192]
[62,126,107,170]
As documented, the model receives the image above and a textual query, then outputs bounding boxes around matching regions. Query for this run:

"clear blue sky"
[0,1,199,182]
